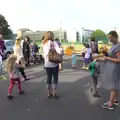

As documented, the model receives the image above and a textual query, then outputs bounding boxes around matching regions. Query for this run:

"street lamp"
[59,20,62,42]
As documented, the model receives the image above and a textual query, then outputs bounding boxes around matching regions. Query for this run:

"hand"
[93,59,96,62]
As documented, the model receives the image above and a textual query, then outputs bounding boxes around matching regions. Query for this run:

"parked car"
[3,40,14,59]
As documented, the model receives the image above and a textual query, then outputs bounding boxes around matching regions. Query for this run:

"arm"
[16,62,24,68]
[105,52,120,63]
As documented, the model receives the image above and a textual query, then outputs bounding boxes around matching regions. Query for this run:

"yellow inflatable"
[65,46,74,56]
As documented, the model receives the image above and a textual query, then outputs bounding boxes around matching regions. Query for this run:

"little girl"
[82,44,91,70]
[6,54,24,100]
[72,51,77,68]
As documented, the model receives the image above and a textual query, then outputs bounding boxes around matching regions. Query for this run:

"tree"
[0,14,13,39]
[91,29,108,44]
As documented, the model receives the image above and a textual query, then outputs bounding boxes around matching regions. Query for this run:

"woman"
[95,31,120,110]
[14,37,23,59]
[14,37,29,81]
[42,31,61,99]
[23,36,31,67]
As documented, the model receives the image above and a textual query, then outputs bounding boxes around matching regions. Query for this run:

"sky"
[0,0,120,33]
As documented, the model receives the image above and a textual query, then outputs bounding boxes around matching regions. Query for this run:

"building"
[66,29,81,42]
[17,28,67,41]
[82,29,94,43]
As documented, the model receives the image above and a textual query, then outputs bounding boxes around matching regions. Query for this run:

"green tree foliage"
[91,29,108,44]
[0,14,13,39]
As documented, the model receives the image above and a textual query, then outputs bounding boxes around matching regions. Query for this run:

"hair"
[15,38,21,46]
[90,36,95,41]
[25,36,30,43]
[108,31,118,39]
[83,42,86,47]
[43,31,54,45]
[6,54,17,73]
[55,38,59,41]
[42,36,44,40]
[85,43,90,48]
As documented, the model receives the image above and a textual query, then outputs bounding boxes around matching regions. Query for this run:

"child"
[17,56,29,81]
[88,55,101,97]
[82,44,91,70]
[6,54,25,100]
[72,51,77,68]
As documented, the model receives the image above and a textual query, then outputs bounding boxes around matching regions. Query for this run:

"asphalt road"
[0,57,120,120]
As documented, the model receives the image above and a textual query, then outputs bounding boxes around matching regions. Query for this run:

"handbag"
[48,42,62,63]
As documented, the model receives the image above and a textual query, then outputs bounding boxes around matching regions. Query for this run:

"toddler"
[72,51,77,68]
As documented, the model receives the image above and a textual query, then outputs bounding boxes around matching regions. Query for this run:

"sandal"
[48,94,52,99]
[52,94,59,99]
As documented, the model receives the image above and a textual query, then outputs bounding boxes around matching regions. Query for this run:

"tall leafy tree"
[91,29,108,44]
[0,14,13,39]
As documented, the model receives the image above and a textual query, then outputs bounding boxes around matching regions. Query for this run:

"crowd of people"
[0,30,120,111]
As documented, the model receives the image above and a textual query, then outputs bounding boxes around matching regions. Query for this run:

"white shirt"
[13,45,23,59]
[85,48,91,59]
[43,40,61,68]
[21,40,24,50]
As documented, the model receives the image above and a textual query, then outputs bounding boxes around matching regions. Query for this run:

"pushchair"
[30,47,44,64]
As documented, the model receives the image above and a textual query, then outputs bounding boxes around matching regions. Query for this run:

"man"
[90,37,99,54]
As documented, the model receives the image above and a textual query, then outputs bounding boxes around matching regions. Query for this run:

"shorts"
[84,58,91,64]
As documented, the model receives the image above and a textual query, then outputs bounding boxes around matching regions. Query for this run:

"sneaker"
[85,67,88,70]
[19,91,25,95]
[24,78,29,81]
[48,94,52,99]
[52,94,59,99]
[113,101,119,106]
[82,66,86,69]
[101,102,114,110]
[7,95,14,100]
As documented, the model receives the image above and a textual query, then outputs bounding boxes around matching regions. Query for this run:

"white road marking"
[84,88,102,105]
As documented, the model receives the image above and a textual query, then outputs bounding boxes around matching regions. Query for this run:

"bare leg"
[109,90,117,105]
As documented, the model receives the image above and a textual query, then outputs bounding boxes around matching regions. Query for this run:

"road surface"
[0,57,120,120]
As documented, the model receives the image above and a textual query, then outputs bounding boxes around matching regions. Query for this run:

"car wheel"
[6,52,11,59]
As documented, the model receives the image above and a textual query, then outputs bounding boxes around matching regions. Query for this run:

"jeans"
[45,65,59,89]
[8,78,22,94]
[91,76,98,94]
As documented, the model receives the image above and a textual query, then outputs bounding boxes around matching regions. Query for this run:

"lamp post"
[59,20,62,42]
[80,27,84,43]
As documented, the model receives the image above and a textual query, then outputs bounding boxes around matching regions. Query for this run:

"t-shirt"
[85,48,91,59]
[13,45,23,59]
